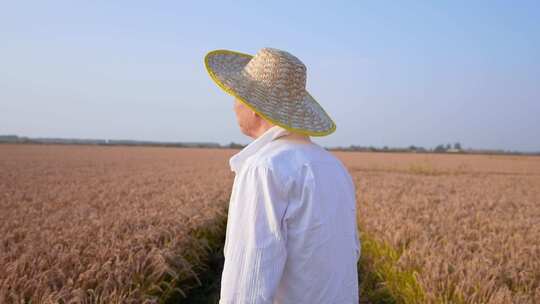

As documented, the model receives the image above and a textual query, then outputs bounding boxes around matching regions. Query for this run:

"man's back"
[263,137,360,303]
[220,126,360,304]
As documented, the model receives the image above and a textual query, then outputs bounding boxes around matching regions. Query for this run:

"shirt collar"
[229,125,300,173]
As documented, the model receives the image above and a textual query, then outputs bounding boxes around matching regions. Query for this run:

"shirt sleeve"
[219,165,289,304]
[348,172,361,262]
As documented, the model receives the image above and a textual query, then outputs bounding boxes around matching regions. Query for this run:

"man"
[204,47,361,303]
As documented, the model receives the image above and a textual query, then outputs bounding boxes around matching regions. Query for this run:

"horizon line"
[1,134,539,155]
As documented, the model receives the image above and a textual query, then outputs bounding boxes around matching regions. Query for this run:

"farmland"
[1,144,539,303]
[337,152,540,303]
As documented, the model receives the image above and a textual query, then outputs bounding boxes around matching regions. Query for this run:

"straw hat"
[204,47,336,136]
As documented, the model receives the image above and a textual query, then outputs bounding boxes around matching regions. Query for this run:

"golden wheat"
[1,145,539,303]
[0,145,234,303]
[334,151,540,303]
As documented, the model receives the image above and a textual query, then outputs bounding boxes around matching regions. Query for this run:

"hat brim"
[204,49,336,137]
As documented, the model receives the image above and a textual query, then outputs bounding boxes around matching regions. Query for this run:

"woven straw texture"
[204,48,336,136]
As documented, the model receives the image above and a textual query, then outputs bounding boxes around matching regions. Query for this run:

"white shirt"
[219,125,361,304]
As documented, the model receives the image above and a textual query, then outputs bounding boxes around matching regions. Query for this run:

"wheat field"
[1,144,539,303]
[0,145,235,303]
[336,152,540,303]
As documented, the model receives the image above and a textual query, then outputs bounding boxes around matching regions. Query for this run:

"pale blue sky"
[1,1,539,151]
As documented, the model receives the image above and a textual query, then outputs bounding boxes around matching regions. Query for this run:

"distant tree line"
[330,142,538,156]
[0,135,222,149]
[2,135,537,155]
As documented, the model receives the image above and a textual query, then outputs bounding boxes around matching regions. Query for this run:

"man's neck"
[250,124,275,139]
